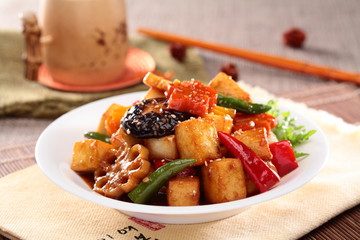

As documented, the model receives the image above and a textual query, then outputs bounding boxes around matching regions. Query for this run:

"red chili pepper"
[233,112,277,132]
[218,131,280,193]
[269,140,298,177]
[153,159,170,169]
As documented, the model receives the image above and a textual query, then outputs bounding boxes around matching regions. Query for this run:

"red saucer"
[38,47,155,92]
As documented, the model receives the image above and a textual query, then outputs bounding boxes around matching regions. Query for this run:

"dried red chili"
[283,28,306,48]
[169,42,187,62]
[220,63,239,81]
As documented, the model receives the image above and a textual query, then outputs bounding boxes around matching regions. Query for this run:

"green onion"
[84,131,111,144]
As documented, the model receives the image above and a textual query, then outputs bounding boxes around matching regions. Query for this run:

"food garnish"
[267,100,316,158]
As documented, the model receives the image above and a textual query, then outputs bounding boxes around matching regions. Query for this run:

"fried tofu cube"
[71,139,113,172]
[97,112,108,135]
[232,127,273,160]
[144,135,178,160]
[245,172,259,197]
[143,72,172,91]
[167,176,200,206]
[210,105,236,118]
[97,103,129,135]
[201,158,247,203]
[143,87,166,99]
[204,113,233,134]
[111,127,143,149]
[209,72,251,101]
[175,118,221,166]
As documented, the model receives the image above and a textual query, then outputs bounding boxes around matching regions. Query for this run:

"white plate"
[35,91,329,224]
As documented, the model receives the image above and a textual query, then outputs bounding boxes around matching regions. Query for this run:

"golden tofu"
[97,103,129,135]
[97,117,108,135]
[209,72,251,101]
[175,118,221,166]
[167,176,200,206]
[204,113,233,134]
[245,172,259,197]
[143,87,166,99]
[209,105,236,118]
[201,158,247,203]
[143,72,172,91]
[71,139,113,172]
[232,127,272,160]
[144,135,178,160]
[111,127,143,149]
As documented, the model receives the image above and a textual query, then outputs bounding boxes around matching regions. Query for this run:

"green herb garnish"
[267,100,316,158]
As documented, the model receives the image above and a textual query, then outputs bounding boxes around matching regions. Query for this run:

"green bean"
[128,158,196,204]
[217,94,271,114]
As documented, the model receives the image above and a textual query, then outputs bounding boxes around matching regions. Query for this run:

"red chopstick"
[138,28,360,85]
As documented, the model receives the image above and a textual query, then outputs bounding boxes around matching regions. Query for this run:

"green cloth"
[0,31,208,118]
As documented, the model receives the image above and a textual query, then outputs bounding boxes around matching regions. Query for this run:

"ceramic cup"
[38,0,128,86]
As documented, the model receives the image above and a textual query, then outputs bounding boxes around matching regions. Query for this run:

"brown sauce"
[77,172,168,206]
[77,172,95,189]
[76,168,212,206]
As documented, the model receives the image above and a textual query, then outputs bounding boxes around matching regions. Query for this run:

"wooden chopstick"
[138,28,360,85]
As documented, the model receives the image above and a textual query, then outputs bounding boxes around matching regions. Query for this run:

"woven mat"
[0,31,208,118]
[278,81,360,125]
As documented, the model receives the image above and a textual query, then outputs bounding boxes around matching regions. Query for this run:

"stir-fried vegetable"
[218,131,280,193]
[72,72,317,206]
[269,140,298,177]
[217,94,271,114]
[128,158,196,204]
[84,131,111,144]
[267,100,316,157]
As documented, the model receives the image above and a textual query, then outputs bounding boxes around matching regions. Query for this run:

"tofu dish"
[71,72,315,206]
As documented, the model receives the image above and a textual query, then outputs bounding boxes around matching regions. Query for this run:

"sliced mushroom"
[122,98,193,138]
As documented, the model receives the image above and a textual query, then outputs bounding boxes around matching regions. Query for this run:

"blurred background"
[1,0,360,94]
